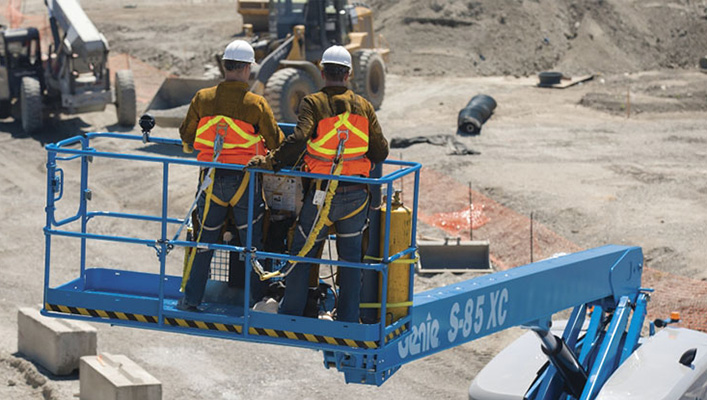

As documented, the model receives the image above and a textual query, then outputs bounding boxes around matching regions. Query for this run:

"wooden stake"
[469,181,473,241]
[399,151,403,202]
[626,86,631,119]
[530,211,534,263]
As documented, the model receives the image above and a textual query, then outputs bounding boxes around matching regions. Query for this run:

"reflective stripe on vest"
[304,111,371,176]
[194,115,264,164]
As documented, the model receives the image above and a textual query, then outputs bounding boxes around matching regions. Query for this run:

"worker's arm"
[258,99,285,150]
[365,103,388,164]
[268,96,317,167]
[179,93,201,146]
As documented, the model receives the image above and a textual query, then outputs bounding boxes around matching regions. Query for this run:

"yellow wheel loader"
[147,0,388,127]
[249,0,389,122]
[237,0,270,32]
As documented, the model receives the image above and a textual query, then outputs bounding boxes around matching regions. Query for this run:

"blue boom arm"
[327,245,644,390]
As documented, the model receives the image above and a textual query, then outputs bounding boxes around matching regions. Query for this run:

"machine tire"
[115,70,137,127]
[20,76,43,134]
[264,68,317,123]
[352,50,385,110]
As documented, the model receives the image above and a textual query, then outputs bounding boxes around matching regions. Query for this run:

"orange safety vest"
[193,115,265,164]
[304,111,371,176]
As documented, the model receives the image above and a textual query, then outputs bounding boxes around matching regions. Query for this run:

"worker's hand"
[246,155,274,170]
[182,143,194,154]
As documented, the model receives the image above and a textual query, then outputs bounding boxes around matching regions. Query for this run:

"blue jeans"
[279,185,368,322]
[183,170,265,307]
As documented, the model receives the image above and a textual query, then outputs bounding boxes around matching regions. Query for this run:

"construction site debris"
[457,94,496,136]
[538,73,595,89]
[17,307,97,376]
[389,134,480,155]
[416,238,491,274]
[538,71,563,85]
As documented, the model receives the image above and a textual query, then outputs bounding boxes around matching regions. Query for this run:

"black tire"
[0,100,10,119]
[352,50,386,110]
[264,68,317,123]
[115,70,136,127]
[20,76,43,133]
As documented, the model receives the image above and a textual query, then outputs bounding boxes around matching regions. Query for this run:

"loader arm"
[45,0,109,76]
[253,34,295,88]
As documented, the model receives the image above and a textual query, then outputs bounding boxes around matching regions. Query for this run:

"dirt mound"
[85,2,238,78]
[579,71,707,115]
[368,0,707,77]
[80,1,707,80]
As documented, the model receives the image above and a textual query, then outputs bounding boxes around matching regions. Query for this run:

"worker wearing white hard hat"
[320,45,352,68]
[177,39,283,312]
[222,39,256,63]
[247,45,389,323]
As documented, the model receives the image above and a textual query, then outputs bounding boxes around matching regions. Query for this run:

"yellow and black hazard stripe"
[164,316,378,349]
[248,326,377,349]
[164,317,242,333]
[45,303,158,324]
[385,325,408,343]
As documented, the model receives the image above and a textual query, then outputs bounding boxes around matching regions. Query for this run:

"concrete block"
[80,353,162,400]
[17,307,97,375]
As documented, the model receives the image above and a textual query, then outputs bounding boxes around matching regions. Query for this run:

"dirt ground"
[1,0,706,399]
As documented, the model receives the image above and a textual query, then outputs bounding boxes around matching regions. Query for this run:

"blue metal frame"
[43,131,649,397]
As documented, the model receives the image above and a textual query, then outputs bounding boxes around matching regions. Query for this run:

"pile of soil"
[84,1,707,80]
[368,0,707,77]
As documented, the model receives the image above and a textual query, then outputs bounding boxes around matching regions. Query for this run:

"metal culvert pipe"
[457,94,497,135]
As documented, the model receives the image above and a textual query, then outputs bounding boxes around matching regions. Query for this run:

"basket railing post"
[243,169,256,336]
[157,161,170,325]
[43,149,57,308]
[79,136,90,280]
[380,180,394,338]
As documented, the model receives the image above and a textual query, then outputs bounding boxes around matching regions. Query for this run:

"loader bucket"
[145,77,221,127]
[416,238,492,274]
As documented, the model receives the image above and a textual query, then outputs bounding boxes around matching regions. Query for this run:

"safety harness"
[253,123,368,281]
[179,120,258,291]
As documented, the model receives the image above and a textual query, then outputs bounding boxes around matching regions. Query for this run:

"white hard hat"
[321,45,352,69]
[223,40,255,63]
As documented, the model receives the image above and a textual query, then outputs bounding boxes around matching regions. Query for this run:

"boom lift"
[41,128,707,399]
[0,0,136,133]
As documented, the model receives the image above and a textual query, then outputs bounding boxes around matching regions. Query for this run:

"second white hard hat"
[223,40,255,63]
[321,45,352,69]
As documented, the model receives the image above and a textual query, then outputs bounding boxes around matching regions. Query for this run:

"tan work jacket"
[179,81,283,156]
[269,86,388,169]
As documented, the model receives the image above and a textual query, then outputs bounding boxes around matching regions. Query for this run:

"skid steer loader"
[146,0,388,127]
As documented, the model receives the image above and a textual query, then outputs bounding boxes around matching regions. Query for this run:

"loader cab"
[269,0,352,60]
[303,0,350,59]
[269,0,307,39]
[0,28,43,100]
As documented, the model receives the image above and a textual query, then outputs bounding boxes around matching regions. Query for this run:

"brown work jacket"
[179,81,283,155]
[269,86,388,169]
